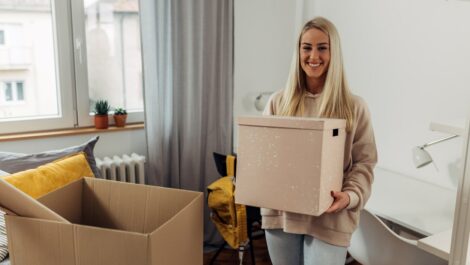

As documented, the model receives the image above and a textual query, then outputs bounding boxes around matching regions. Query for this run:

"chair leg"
[209,242,227,265]
[249,240,255,265]
[247,221,256,265]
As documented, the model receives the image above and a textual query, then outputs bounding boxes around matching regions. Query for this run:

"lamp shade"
[412,146,433,168]
[254,92,273,111]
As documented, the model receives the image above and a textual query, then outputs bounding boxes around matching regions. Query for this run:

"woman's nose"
[309,50,319,60]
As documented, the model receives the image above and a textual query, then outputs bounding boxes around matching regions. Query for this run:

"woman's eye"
[318,46,328,51]
[302,46,312,51]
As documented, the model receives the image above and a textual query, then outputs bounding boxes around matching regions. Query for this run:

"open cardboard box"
[235,116,346,216]
[0,177,203,265]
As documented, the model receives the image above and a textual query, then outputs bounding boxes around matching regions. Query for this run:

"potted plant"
[94,100,110,129]
[113,107,128,127]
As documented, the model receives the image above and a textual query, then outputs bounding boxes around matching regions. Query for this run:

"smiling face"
[299,28,330,92]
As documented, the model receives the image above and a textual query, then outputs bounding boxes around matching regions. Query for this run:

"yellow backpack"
[207,155,248,249]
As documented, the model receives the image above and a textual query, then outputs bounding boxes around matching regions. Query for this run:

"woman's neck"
[306,77,325,94]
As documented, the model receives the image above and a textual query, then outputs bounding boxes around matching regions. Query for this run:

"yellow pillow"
[2,152,94,199]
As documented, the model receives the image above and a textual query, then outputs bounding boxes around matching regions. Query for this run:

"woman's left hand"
[325,191,350,213]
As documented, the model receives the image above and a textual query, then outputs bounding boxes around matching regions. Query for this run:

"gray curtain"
[139,0,233,244]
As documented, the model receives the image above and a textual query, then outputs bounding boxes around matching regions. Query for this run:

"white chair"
[348,209,447,265]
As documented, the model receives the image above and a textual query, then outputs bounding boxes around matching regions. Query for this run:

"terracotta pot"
[94,115,109,129]
[113,114,127,127]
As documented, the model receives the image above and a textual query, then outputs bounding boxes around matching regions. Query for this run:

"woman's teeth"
[308,63,320,67]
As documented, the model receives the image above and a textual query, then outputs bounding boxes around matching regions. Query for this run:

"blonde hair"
[278,17,355,131]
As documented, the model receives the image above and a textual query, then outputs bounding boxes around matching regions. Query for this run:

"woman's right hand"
[325,191,350,213]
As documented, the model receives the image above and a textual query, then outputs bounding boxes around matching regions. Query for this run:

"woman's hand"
[325,191,350,213]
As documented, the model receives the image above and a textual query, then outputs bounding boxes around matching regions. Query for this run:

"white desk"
[417,229,453,260]
[367,167,456,237]
[427,119,470,264]
[417,228,470,264]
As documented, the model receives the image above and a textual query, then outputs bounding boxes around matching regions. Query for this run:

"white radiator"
[96,153,146,184]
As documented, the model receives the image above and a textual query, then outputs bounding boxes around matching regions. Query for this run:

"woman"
[262,17,378,265]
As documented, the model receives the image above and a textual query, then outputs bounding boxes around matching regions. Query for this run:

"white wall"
[234,0,470,189]
[233,0,298,147]
[310,0,470,189]
[0,129,146,159]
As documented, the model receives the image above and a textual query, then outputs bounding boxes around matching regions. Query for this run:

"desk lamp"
[412,134,459,168]
[254,92,274,111]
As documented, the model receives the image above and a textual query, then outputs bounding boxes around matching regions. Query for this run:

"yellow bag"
[207,155,248,249]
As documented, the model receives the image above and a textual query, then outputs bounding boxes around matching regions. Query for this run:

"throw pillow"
[2,152,94,199]
[0,170,7,261]
[0,211,6,262]
[0,136,101,178]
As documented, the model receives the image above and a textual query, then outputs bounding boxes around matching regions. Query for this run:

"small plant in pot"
[113,107,128,127]
[94,100,110,129]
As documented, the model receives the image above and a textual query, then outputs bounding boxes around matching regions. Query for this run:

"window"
[0,0,144,134]
[0,30,4,45]
[4,83,12,101]
[1,81,25,103]
[17,81,24,100]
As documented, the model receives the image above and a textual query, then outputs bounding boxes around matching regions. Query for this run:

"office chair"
[209,152,262,265]
[348,209,447,265]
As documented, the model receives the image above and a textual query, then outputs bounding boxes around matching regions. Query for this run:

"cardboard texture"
[1,178,203,265]
[235,116,346,216]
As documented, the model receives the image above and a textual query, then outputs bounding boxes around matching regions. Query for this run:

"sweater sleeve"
[342,98,378,211]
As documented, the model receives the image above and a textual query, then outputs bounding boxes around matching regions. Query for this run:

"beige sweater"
[261,90,378,247]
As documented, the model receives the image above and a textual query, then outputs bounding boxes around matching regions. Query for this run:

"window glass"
[0,30,4,45]
[0,1,60,119]
[16,81,24,100]
[4,82,12,101]
[84,0,143,113]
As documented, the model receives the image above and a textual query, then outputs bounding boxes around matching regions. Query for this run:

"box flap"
[149,192,203,265]
[238,116,346,130]
[145,186,203,234]
[0,178,70,223]
[37,178,83,224]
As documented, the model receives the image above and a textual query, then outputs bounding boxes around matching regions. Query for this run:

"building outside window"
[0,0,144,133]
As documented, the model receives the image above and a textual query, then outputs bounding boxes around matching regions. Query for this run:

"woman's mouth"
[308,62,321,68]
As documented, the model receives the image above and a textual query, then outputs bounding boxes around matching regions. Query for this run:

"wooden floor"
[203,234,362,265]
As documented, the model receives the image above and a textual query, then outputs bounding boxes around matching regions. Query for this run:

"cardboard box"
[0,178,203,265]
[235,116,346,216]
